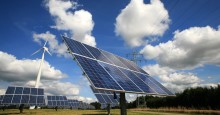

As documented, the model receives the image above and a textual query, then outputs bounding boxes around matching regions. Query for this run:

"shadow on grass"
[0,113,21,115]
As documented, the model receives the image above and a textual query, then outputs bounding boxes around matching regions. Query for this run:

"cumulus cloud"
[143,64,206,92]
[141,26,220,70]
[0,89,6,95]
[42,81,79,96]
[0,51,66,82]
[115,0,170,47]
[45,0,96,47]
[33,31,70,58]
[68,95,96,103]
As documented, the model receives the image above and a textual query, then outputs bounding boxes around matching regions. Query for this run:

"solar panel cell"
[38,89,44,95]
[148,77,174,95]
[102,95,112,103]
[37,96,44,103]
[5,87,15,94]
[95,94,106,103]
[83,43,114,64]
[12,95,21,103]
[23,88,30,94]
[15,87,23,94]
[21,95,29,103]
[119,68,156,94]
[75,55,123,91]
[31,88,38,95]
[99,62,142,92]
[100,50,128,69]
[29,95,37,104]
[63,36,94,58]
[2,95,13,103]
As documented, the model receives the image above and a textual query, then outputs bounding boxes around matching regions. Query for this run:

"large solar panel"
[47,95,69,107]
[62,36,174,96]
[2,86,45,106]
[90,86,119,108]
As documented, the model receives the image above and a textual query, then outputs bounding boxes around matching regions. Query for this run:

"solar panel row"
[0,95,4,106]
[68,99,79,108]
[47,95,68,107]
[63,36,174,96]
[2,86,45,106]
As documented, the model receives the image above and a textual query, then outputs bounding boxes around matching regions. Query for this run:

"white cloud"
[0,89,6,95]
[68,95,96,103]
[0,51,66,82]
[143,64,174,76]
[33,31,70,58]
[115,0,170,47]
[143,64,204,93]
[42,81,79,96]
[46,0,96,47]
[141,26,220,70]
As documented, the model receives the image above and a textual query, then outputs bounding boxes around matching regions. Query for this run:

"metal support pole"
[107,103,110,115]
[120,93,127,115]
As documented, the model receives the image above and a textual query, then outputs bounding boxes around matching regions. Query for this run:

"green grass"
[0,109,209,115]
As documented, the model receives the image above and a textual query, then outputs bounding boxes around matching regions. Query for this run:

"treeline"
[127,85,220,109]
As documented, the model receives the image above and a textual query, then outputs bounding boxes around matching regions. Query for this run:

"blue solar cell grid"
[75,55,122,91]
[0,95,4,106]
[119,68,156,94]
[99,62,142,93]
[47,95,69,107]
[63,36,94,58]
[68,99,79,108]
[82,43,114,64]
[2,86,45,105]
[100,50,128,69]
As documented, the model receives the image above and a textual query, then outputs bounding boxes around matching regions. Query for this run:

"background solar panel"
[47,95,69,107]
[0,95,4,106]
[90,86,119,108]
[68,99,79,108]
[63,36,174,96]
[2,86,45,106]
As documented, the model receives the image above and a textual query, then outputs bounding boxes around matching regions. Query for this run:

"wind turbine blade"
[31,48,42,56]
[45,49,52,56]
[43,41,48,47]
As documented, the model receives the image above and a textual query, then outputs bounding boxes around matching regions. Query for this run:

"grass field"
[1,109,219,115]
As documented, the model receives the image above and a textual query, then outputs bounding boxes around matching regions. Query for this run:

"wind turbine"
[32,41,51,88]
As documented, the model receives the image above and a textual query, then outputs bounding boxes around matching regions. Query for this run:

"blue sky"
[1,0,220,102]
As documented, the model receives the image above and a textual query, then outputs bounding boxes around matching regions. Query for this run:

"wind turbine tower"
[31,41,51,88]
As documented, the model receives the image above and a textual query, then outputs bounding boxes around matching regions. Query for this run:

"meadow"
[1,108,220,115]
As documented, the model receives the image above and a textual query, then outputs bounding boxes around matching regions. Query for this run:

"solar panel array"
[68,99,79,108]
[62,36,174,96]
[90,86,119,107]
[0,95,4,106]
[2,86,44,106]
[47,95,69,107]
